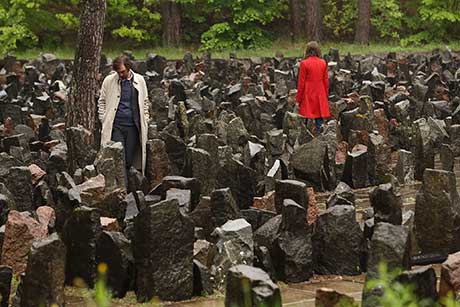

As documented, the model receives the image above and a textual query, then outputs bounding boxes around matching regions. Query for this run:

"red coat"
[296,56,330,119]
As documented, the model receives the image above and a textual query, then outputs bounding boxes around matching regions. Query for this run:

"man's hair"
[112,55,133,71]
[304,41,321,58]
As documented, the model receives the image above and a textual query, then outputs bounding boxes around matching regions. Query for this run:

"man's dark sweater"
[114,78,135,126]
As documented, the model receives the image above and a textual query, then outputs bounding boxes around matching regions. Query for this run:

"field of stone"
[0,48,460,306]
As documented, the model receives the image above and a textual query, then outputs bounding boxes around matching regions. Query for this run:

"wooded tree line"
[0,0,459,54]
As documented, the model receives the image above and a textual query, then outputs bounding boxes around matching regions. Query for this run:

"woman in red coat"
[296,41,330,134]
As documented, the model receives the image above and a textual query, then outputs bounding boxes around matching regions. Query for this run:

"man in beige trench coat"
[97,55,150,186]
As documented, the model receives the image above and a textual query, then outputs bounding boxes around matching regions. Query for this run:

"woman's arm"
[323,61,329,98]
[296,61,306,104]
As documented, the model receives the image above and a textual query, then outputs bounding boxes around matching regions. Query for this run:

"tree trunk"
[305,0,321,41]
[355,0,371,44]
[66,0,106,172]
[67,0,106,131]
[290,0,302,41]
[161,0,181,47]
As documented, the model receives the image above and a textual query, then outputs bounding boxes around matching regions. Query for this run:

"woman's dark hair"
[112,55,133,71]
[305,41,321,58]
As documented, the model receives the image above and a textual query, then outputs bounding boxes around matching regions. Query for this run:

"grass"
[65,287,224,306]
[11,40,460,61]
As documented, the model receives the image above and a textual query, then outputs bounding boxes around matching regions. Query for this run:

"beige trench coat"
[97,71,150,175]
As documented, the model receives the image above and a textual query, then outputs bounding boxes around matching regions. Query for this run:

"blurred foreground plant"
[93,263,111,307]
[72,263,112,307]
[366,263,460,307]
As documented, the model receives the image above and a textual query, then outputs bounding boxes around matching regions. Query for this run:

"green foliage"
[0,25,36,54]
[12,0,162,50]
[419,0,460,24]
[366,263,460,307]
[201,22,236,50]
[443,293,460,307]
[400,32,432,47]
[371,0,403,40]
[0,0,459,53]
[319,0,406,42]
[0,0,40,54]
[106,0,161,45]
[322,0,357,41]
[366,263,427,307]
[200,0,288,50]
[402,0,460,46]
[56,12,80,30]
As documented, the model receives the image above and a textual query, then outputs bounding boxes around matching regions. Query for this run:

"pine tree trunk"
[290,0,302,41]
[161,0,181,47]
[305,0,321,41]
[355,0,371,44]
[66,0,106,173]
[66,0,106,131]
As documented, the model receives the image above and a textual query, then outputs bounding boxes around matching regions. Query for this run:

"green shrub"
[322,0,357,41]
[106,0,161,46]
[200,0,287,50]
[0,0,40,54]
[401,0,460,46]
[371,0,403,40]
[366,262,460,307]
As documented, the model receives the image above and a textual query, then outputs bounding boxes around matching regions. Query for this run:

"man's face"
[116,64,130,79]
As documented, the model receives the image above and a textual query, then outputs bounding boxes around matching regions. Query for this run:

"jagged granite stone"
[96,231,134,298]
[225,264,281,307]
[415,169,460,254]
[133,199,194,302]
[313,205,363,275]
[63,206,101,288]
[20,233,66,307]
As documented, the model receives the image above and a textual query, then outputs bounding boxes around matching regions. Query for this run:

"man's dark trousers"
[112,125,139,190]
[111,124,139,186]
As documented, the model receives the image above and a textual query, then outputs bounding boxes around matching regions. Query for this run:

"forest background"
[1,0,459,58]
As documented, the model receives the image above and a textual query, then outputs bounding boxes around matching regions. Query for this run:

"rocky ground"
[0,48,459,306]
[60,156,450,306]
